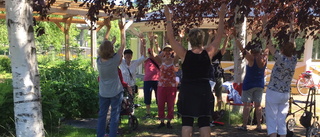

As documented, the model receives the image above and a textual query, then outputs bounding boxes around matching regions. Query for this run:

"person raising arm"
[164,3,226,137]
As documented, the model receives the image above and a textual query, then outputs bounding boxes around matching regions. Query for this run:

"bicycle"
[296,71,320,96]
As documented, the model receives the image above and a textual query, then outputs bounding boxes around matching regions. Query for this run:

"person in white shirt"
[119,38,147,92]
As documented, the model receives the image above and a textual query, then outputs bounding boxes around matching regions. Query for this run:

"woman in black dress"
[164,3,226,137]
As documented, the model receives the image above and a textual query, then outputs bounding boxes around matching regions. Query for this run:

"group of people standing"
[96,19,181,136]
[96,3,298,137]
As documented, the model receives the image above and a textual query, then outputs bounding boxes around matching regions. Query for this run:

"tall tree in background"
[6,0,44,136]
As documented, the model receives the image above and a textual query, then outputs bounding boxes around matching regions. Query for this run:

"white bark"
[233,7,246,85]
[6,0,45,136]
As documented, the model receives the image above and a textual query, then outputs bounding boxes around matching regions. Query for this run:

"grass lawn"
[43,95,245,137]
[46,125,96,137]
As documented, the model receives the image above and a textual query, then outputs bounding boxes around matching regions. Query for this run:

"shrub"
[0,79,14,135]
[0,46,9,55]
[40,59,99,119]
[41,81,62,129]
[0,78,62,135]
[0,55,11,73]
[0,58,99,135]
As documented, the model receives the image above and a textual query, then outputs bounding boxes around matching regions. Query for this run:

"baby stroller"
[286,87,319,137]
[106,88,139,133]
[120,90,139,131]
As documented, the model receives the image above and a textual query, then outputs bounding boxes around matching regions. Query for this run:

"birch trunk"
[233,19,246,85]
[5,0,45,136]
[233,6,246,86]
[232,6,247,112]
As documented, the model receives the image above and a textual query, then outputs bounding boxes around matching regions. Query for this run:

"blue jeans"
[97,92,123,137]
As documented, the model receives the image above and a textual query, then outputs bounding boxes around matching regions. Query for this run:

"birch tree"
[6,0,44,136]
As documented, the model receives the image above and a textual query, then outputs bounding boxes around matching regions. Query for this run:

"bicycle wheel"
[128,115,138,131]
[297,78,312,96]
[307,121,320,137]
[286,118,296,131]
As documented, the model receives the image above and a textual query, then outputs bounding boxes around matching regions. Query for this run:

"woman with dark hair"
[233,29,269,132]
[265,15,298,137]
[265,41,297,137]
[164,3,226,137]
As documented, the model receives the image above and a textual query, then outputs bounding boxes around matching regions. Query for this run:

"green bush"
[0,55,11,73]
[0,78,62,135]
[0,59,99,135]
[40,59,99,119]
[0,46,9,55]
[0,79,14,135]
[41,81,62,129]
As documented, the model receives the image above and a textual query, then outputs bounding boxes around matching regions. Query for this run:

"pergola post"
[53,17,72,61]
[90,28,97,69]
[86,19,98,69]
[64,20,71,61]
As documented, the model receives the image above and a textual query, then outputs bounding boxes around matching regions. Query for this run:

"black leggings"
[181,116,210,128]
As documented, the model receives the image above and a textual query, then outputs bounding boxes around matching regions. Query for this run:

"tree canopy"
[34,0,319,49]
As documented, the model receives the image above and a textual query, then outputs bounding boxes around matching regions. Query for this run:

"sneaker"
[134,104,141,108]
[167,122,173,129]
[210,123,215,127]
[157,122,165,129]
[255,127,262,132]
[237,126,248,131]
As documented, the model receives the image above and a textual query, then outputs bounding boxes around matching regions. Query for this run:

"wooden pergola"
[0,0,137,68]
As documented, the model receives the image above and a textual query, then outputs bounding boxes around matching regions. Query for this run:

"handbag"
[299,89,314,128]
[299,111,312,128]
[127,67,138,93]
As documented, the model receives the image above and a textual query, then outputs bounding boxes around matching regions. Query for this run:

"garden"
[0,52,310,137]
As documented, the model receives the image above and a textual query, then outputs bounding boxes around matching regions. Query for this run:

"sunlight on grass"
[46,125,96,137]
[45,93,244,137]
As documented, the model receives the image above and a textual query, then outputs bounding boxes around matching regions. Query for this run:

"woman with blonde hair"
[164,3,226,137]
[96,20,125,137]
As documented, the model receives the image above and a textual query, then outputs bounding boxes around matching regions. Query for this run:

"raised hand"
[164,6,172,21]
[111,36,116,45]
[118,19,124,30]
[219,3,227,17]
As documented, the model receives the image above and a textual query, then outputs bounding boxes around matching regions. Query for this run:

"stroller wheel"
[128,115,139,130]
[307,122,320,137]
[287,118,296,131]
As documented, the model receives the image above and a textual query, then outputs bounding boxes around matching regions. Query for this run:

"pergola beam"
[0,14,106,25]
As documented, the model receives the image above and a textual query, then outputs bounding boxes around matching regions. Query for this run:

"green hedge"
[0,59,99,135]
[0,79,14,135]
[39,59,99,119]
[0,55,11,73]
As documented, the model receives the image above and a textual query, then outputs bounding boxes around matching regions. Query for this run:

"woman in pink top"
[153,45,179,129]
[142,34,161,119]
